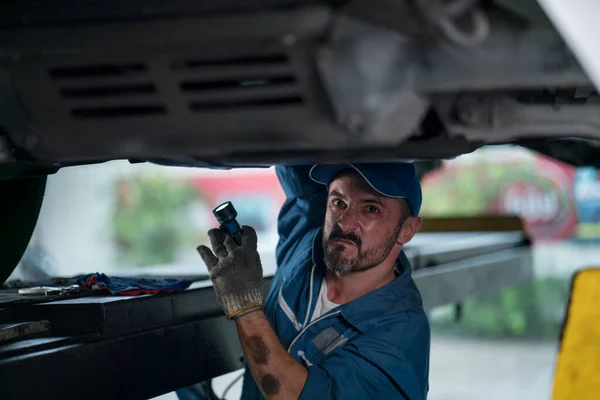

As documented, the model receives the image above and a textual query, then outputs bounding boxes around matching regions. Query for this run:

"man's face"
[322,170,420,275]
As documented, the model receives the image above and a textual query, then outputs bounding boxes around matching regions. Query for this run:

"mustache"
[327,227,362,248]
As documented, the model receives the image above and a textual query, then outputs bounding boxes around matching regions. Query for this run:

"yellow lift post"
[552,268,600,400]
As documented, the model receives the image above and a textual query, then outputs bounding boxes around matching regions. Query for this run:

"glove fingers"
[197,245,219,270]
[208,228,225,247]
[223,234,238,252]
[255,252,262,268]
[241,225,258,247]
[208,228,228,258]
[214,245,228,259]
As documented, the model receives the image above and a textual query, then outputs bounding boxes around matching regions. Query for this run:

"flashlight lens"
[213,201,238,224]
[215,202,230,212]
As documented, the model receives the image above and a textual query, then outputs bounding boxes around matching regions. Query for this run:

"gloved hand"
[197,225,264,320]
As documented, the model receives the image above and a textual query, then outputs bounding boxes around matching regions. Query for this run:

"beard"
[323,223,402,275]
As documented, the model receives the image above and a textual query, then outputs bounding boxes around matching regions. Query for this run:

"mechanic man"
[197,163,430,399]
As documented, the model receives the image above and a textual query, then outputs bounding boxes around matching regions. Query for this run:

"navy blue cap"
[309,162,422,216]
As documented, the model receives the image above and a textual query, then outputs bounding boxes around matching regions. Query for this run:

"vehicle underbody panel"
[0,0,599,176]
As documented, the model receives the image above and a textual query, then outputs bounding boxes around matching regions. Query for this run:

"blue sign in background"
[574,167,600,240]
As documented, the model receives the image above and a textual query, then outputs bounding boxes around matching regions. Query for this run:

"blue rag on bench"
[75,273,193,295]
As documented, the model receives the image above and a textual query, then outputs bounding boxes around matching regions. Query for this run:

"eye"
[366,205,380,213]
[331,198,346,208]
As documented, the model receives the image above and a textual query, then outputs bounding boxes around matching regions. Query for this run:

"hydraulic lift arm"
[0,223,532,399]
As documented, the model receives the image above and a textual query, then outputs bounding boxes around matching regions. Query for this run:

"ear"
[397,217,423,245]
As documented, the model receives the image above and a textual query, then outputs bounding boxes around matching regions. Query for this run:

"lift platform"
[0,225,532,399]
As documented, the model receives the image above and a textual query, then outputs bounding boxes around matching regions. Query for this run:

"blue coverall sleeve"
[275,165,327,267]
[298,336,425,400]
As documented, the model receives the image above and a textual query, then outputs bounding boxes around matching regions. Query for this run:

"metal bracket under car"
[0,0,598,172]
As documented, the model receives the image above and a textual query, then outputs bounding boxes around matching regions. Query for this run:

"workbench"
[0,231,532,399]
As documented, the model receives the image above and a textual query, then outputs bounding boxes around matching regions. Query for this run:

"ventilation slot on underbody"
[50,63,147,79]
[173,53,305,112]
[70,105,166,118]
[49,63,166,119]
[171,54,289,70]
[60,84,156,98]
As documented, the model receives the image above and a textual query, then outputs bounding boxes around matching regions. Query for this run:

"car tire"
[0,175,47,284]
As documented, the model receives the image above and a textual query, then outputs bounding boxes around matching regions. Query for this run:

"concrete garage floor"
[428,335,558,400]
[154,333,559,400]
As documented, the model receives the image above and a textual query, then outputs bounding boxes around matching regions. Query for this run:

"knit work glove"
[197,225,263,320]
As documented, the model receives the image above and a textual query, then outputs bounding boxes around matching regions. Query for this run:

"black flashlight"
[212,201,243,245]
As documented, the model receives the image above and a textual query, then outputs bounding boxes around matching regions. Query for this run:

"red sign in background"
[421,152,580,242]
[493,156,578,241]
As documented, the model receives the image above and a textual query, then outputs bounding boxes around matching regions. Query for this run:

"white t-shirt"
[310,278,340,322]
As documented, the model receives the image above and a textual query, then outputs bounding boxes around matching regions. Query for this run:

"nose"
[337,209,360,233]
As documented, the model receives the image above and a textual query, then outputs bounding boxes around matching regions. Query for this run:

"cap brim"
[309,163,352,186]
[309,163,407,200]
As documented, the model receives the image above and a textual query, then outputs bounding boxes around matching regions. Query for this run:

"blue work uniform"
[240,165,431,400]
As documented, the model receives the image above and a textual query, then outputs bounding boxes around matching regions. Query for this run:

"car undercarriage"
[0,0,599,182]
